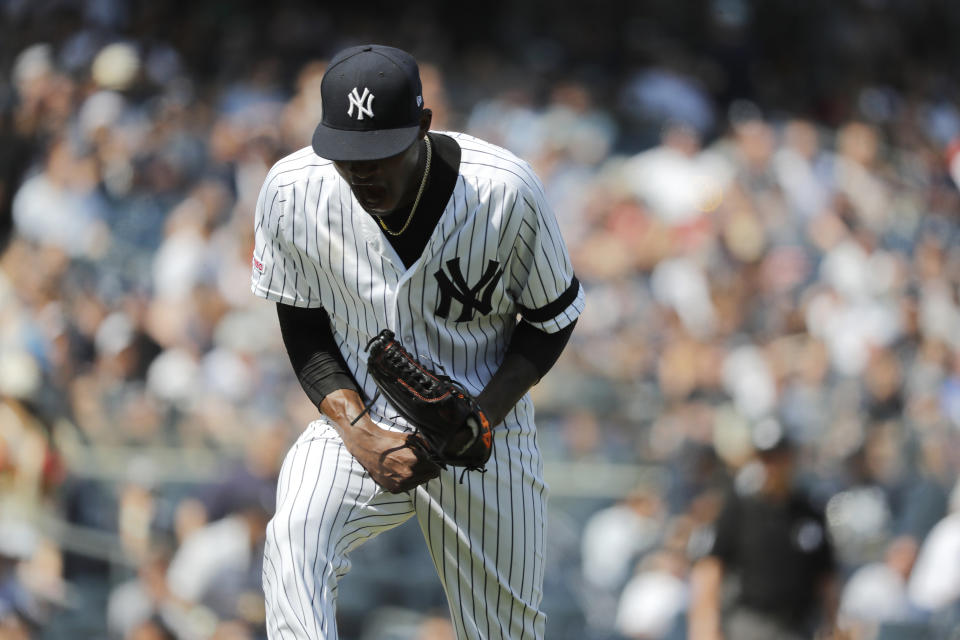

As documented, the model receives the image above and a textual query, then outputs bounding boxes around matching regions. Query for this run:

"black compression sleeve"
[275,303,360,409]
[505,318,577,381]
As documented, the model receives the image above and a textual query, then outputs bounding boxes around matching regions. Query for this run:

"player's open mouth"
[352,184,387,207]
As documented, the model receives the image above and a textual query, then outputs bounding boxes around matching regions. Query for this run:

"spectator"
[580,484,665,593]
[164,499,269,617]
[106,542,177,639]
[580,484,666,633]
[615,548,689,640]
[907,480,960,615]
[837,535,918,639]
[688,421,838,640]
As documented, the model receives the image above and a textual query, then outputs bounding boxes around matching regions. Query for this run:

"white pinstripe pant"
[262,418,548,639]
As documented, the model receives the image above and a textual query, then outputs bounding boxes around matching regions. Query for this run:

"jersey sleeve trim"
[518,276,584,333]
[519,275,580,322]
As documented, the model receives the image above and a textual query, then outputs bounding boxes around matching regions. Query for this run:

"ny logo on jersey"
[347,87,375,120]
[434,258,503,322]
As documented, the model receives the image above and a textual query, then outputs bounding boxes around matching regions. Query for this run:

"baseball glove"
[363,329,492,474]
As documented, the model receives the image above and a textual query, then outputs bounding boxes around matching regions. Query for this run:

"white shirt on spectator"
[12,173,106,257]
[166,515,251,603]
[581,503,661,591]
[839,562,910,625]
[908,512,960,612]
[615,569,687,639]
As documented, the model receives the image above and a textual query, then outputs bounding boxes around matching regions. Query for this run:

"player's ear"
[418,109,433,136]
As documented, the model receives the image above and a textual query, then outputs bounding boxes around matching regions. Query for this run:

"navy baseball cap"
[312,45,424,162]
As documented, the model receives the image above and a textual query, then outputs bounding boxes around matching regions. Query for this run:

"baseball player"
[251,44,584,639]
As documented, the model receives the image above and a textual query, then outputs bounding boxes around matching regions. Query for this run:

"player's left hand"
[365,329,493,472]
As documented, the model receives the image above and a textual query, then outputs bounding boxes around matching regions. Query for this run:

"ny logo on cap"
[347,87,375,120]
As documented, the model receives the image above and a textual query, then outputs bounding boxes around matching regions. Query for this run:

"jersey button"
[404,335,413,342]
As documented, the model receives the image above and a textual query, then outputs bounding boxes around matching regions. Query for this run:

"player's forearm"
[476,320,576,426]
[320,388,406,467]
[688,557,725,640]
[818,573,841,637]
[476,353,540,427]
[320,388,382,443]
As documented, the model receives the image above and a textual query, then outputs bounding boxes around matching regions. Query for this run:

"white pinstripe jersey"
[251,131,584,432]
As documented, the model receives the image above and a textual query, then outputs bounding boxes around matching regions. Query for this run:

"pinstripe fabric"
[253,132,582,639]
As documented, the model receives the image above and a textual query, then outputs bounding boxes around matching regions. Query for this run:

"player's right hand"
[320,388,441,492]
[345,422,441,493]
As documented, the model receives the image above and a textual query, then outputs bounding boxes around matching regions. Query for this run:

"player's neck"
[377,135,432,233]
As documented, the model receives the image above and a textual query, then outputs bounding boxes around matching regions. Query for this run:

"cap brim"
[311,123,421,161]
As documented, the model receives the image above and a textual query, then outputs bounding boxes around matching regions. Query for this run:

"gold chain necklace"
[377,136,432,236]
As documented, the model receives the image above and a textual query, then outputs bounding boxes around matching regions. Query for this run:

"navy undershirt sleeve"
[276,303,360,409]
[506,318,577,381]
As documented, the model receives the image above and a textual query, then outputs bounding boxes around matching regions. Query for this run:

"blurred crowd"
[3,1,960,639]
